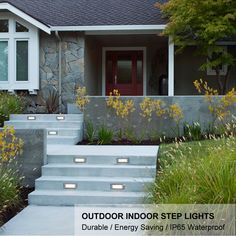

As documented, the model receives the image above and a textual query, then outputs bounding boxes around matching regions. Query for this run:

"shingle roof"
[0,0,167,27]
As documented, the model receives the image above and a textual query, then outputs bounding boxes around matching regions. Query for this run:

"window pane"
[0,41,8,81]
[117,55,132,84]
[16,41,28,81]
[137,60,143,83]
[16,22,29,32]
[0,20,8,32]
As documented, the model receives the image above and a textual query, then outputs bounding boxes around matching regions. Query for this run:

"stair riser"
[47,137,82,145]
[29,195,145,206]
[42,167,156,178]
[5,121,83,129]
[10,114,83,121]
[47,155,157,165]
[47,129,81,136]
[35,180,152,192]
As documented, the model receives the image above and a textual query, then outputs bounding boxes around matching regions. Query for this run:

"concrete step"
[47,154,157,165]
[42,164,156,178]
[5,120,83,129]
[47,128,81,137]
[35,176,154,192]
[29,190,147,206]
[47,136,82,145]
[9,114,83,121]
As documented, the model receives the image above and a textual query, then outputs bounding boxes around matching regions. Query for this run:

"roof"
[0,0,167,27]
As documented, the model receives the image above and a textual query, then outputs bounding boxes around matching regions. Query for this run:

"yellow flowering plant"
[76,86,90,112]
[106,89,135,140]
[194,79,236,123]
[0,126,24,162]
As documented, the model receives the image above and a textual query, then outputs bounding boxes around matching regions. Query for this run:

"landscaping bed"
[0,187,34,227]
[151,137,236,204]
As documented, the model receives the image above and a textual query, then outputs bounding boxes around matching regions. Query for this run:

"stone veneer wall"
[38,32,85,113]
[84,96,236,138]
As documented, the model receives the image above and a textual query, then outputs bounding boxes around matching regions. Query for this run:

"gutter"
[55,31,62,113]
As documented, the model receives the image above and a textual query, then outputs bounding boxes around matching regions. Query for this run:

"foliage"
[139,97,166,122]
[183,122,202,141]
[76,86,90,112]
[97,125,114,145]
[0,126,24,162]
[168,104,184,123]
[157,0,236,94]
[152,137,236,204]
[85,121,96,144]
[0,92,25,127]
[106,90,135,118]
[0,165,22,226]
[194,79,236,122]
[38,88,59,114]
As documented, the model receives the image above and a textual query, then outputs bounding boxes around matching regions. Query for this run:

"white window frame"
[0,12,39,93]
[207,46,228,76]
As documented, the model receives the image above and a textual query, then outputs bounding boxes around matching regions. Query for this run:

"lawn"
[151,137,236,204]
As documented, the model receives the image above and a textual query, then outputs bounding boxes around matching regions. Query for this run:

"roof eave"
[0,2,51,34]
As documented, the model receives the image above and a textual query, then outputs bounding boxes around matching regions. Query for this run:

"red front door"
[106,51,143,96]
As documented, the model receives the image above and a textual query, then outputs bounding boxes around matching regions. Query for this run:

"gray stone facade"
[28,32,85,113]
[84,96,236,138]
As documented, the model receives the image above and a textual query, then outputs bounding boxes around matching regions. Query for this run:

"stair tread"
[47,136,79,139]
[36,176,154,182]
[43,164,156,169]
[47,145,159,156]
[29,190,146,197]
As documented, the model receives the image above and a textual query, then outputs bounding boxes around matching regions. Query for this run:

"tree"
[156,0,236,94]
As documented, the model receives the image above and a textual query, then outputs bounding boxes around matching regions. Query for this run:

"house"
[0,0,236,111]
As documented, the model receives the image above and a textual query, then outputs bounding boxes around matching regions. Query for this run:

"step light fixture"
[74,157,86,164]
[48,131,58,135]
[56,116,65,121]
[64,183,77,189]
[27,116,36,120]
[111,184,125,190]
[117,158,129,164]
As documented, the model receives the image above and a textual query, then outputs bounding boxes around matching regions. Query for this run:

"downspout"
[55,31,62,113]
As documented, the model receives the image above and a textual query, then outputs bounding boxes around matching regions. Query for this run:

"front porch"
[84,34,236,97]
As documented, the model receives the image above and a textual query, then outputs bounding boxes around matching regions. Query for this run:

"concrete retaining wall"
[13,129,46,188]
[84,96,236,138]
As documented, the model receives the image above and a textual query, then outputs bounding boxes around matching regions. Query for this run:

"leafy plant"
[0,92,25,127]
[76,86,90,112]
[38,88,59,114]
[183,122,202,141]
[97,125,113,145]
[85,121,96,144]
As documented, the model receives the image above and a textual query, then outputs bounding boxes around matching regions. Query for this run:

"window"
[207,46,228,76]
[0,14,39,93]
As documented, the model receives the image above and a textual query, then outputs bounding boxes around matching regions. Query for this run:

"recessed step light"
[64,183,77,189]
[111,184,125,190]
[56,116,65,121]
[74,157,87,164]
[48,131,58,135]
[27,116,36,120]
[117,158,129,164]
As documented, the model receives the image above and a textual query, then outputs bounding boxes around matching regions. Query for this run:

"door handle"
[115,75,117,85]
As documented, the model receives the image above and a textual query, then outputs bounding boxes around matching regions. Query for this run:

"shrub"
[76,86,90,112]
[97,126,113,145]
[152,138,236,204]
[0,165,22,226]
[183,122,202,141]
[0,93,25,127]
[85,121,96,144]
[0,126,24,162]
[0,126,24,225]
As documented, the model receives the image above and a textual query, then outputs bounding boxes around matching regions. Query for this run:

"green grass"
[0,164,22,226]
[151,137,236,204]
